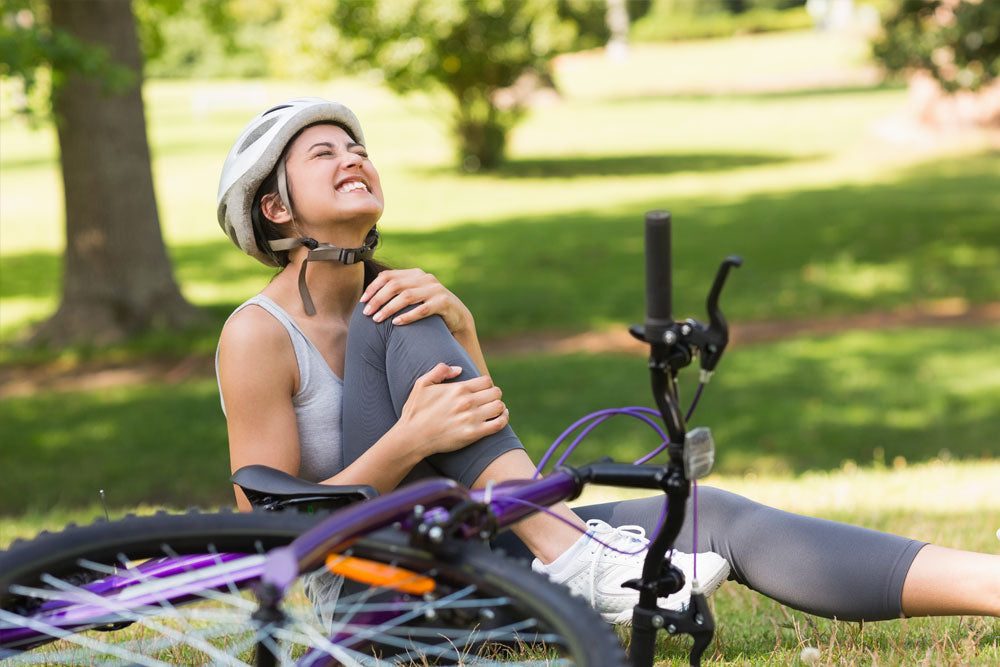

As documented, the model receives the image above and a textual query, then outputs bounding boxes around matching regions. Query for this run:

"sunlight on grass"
[576,459,1000,544]
[3,25,998,339]
[3,326,995,515]
[2,462,997,665]
[803,256,910,299]
[585,461,998,665]
[553,30,875,100]
[579,456,1000,538]
[0,298,53,338]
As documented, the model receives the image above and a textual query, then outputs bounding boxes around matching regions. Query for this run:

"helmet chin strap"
[269,157,379,316]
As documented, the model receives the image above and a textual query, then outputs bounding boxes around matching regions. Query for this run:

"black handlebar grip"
[644,210,674,339]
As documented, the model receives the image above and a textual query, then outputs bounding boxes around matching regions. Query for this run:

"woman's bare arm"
[220,308,423,509]
[219,307,507,510]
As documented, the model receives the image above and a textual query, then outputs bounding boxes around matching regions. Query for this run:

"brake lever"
[693,255,742,375]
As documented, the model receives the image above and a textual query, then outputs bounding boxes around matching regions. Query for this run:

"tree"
[2,0,201,345]
[873,0,1000,94]
[294,0,648,170]
[871,0,1000,129]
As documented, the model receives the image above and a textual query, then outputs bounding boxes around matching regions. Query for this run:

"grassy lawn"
[2,34,998,344]
[1,30,997,665]
[1,461,996,664]
[2,326,997,516]
[592,460,1000,665]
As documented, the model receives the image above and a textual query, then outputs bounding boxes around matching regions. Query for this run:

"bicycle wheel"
[0,510,627,666]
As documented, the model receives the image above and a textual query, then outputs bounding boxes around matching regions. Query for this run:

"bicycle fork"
[624,464,714,667]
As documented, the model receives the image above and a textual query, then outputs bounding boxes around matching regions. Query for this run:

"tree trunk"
[34,0,200,346]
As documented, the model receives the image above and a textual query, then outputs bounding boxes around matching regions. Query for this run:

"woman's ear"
[260,192,292,225]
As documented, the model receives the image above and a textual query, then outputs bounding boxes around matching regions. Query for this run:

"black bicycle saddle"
[231,465,378,511]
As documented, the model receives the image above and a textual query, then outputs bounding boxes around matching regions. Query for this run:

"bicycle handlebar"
[644,210,674,341]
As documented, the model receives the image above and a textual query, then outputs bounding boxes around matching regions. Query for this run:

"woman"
[216,98,999,626]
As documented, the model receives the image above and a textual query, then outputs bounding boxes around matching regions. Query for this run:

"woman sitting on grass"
[215,97,999,625]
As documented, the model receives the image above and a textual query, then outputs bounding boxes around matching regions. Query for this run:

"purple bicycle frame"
[0,470,581,661]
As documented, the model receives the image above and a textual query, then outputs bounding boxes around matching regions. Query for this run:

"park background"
[1,0,998,663]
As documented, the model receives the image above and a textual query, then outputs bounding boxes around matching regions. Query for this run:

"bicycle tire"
[0,510,627,666]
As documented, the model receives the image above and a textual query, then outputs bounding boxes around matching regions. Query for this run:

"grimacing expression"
[276,123,384,238]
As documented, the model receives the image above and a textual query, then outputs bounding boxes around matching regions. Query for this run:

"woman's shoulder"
[221,300,289,347]
[218,302,298,394]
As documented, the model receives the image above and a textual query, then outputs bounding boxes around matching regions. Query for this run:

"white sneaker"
[531,519,730,625]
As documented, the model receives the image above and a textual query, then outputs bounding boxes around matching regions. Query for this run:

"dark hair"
[250,165,289,267]
[250,121,390,285]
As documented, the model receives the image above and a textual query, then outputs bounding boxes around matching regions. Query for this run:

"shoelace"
[584,522,649,607]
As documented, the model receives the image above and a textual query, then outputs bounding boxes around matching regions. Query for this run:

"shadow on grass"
[605,81,908,106]
[0,380,233,515]
[382,150,1000,339]
[2,326,997,515]
[487,151,802,179]
[491,326,1000,480]
[0,251,62,300]
[3,150,999,345]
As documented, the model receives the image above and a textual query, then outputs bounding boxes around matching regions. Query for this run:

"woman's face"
[280,123,384,240]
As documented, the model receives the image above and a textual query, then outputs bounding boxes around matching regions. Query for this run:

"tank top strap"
[241,295,318,393]
[215,293,345,481]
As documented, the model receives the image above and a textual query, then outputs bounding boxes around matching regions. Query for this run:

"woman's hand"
[397,363,509,457]
[362,268,490,376]
[360,269,473,336]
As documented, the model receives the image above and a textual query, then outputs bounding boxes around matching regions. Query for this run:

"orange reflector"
[324,555,436,595]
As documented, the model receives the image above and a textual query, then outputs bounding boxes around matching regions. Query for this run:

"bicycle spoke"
[1,514,622,666]
[37,572,253,666]
[0,608,171,666]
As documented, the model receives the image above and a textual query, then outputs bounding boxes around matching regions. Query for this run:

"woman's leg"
[342,309,999,619]
[341,304,585,561]
[901,545,1000,616]
[496,487,942,621]
[469,449,590,563]
[341,303,523,487]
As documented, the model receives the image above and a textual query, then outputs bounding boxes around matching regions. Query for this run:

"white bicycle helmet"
[217,97,379,314]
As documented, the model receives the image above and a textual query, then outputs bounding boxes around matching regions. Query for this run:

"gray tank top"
[216,294,344,482]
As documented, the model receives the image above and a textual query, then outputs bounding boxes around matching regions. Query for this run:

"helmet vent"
[262,104,293,116]
[238,117,279,154]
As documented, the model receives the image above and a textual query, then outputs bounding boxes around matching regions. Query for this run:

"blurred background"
[1,0,998,534]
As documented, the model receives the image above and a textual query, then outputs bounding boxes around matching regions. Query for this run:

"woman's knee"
[692,486,763,522]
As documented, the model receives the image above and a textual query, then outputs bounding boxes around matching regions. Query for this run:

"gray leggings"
[341,303,925,622]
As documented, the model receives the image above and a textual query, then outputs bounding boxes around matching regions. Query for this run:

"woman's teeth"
[337,181,368,193]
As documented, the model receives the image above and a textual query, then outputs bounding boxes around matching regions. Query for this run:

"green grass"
[4,107,999,349]
[3,33,998,347]
[2,462,997,664]
[631,6,815,44]
[1,31,997,664]
[3,148,999,356]
[584,461,1000,664]
[2,326,997,516]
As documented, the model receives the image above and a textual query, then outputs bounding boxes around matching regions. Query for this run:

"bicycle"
[0,210,741,667]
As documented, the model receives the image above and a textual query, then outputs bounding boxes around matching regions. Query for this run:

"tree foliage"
[295,0,648,170]
[133,0,274,78]
[872,0,1000,93]
[4,0,657,169]
[1,0,133,116]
